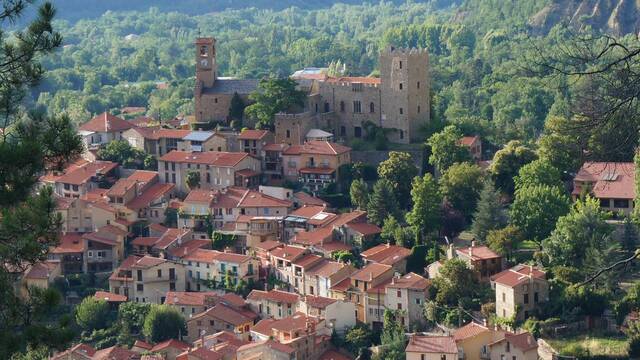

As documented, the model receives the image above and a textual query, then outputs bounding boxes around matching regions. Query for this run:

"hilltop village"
[20,36,635,360]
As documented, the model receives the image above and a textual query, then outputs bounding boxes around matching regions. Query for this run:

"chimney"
[369,272,373,282]
[482,318,487,327]
[386,242,390,248]
[468,247,473,257]
[471,240,476,248]
[447,244,454,260]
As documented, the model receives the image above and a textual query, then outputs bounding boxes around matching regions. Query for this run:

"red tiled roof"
[131,236,159,247]
[306,259,346,277]
[270,245,307,261]
[92,345,138,360]
[304,295,337,309]
[491,264,546,287]
[573,162,635,199]
[271,312,317,332]
[330,277,351,292]
[351,263,392,282]
[326,76,381,85]
[263,143,289,152]
[149,223,168,234]
[237,189,292,208]
[159,151,249,167]
[361,243,411,266]
[150,339,190,352]
[453,321,491,341]
[132,255,167,268]
[133,340,153,350]
[126,183,174,210]
[51,233,85,254]
[456,245,501,261]
[406,335,458,354]
[315,241,353,253]
[220,293,246,308]
[386,272,430,290]
[184,189,217,204]
[25,260,60,279]
[191,303,255,326]
[319,349,353,360]
[238,129,270,140]
[238,340,295,355]
[327,210,366,228]
[82,233,118,246]
[346,222,381,236]
[236,168,260,178]
[51,344,96,360]
[167,240,211,259]
[292,253,324,269]
[294,192,327,206]
[182,249,220,263]
[254,240,283,252]
[290,205,326,218]
[214,251,252,264]
[178,347,223,360]
[79,112,134,132]
[489,332,538,352]
[307,212,338,227]
[247,289,300,304]
[458,135,480,146]
[56,161,118,185]
[250,318,277,337]
[292,227,333,246]
[282,141,351,156]
[154,228,191,249]
[94,291,127,302]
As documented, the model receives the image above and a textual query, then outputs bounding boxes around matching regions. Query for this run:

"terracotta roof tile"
[491,264,546,287]
[154,228,191,249]
[238,129,270,140]
[159,151,250,167]
[270,312,317,332]
[150,339,190,352]
[406,335,458,354]
[131,236,159,247]
[456,245,501,261]
[263,143,289,152]
[79,112,134,132]
[250,318,277,337]
[247,289,300,304]
[573,162,635,199]
[453,321,491,341]
[290,205,327,218]
[51,233,85,254]
[182,248,220,263]
[386,272,430,290]
[351,263,392,282]
[306,260,346,277]
[238,340,295,355]
[25,260,59,279]
[56,161,118,185]
[326,76,381,85]
[292,227,333,246]
[126,183,174,210]
[214,251,252,264]
[346,222,381,236]
[270,245,307,261]
[319,349,353,360]
[132,255,167,268]
[304,295,337,309]
[458,135,480,146]
[177,347,223,360]
[330,277,351,292]
[314,241,353,253]
[361,244,411,265]
[237,189,292,208]
[191,303,255,326]
[92,345,138,360]
[489,332,537,352]
[254,240,284,252]
[167,240,211,259]
[282,141,350,156]
[292,254,324,269]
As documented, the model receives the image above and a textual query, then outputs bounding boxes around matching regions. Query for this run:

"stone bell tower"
[195,37,217,88]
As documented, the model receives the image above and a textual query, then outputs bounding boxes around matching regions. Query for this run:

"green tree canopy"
[406,173,442,241]
[440,162,484,220]
[97,139,150,169]
[367,179,400,226]
[542,196,613,268]
[349,178,369,210]
[486,225,521,260]
[75,296,111,332]
[142,305,186,343]
[245,77,305,129]
[509,184,570,247]
[185,170,201,190]
[489,140,537,195]
[433,258,478,306]
[377,151,418,209]
[514,158,563,193]
[471,180,507,241]
[427,125,471,173]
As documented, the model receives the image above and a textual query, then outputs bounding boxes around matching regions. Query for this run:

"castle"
[193,37,430,144]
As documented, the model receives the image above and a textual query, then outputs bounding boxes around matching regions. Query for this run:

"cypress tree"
[471,180,507,241]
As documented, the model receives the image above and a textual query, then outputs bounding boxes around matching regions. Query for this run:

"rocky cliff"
[528,0,640,36]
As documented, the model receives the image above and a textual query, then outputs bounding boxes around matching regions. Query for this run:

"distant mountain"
[529,0,640,36]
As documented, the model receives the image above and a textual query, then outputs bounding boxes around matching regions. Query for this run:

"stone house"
[178,131,228,153]
[487,332,538,360]
[186,302,257,342]
[158,150,261,194]
[236,340,295,360]
[164,291,219,317]
[128,255,186,304]
[281,141,351,193]
[49,233,85,275]
[42,160,118,199]
[297,295,356,332]
[303,259,354,298]
[82,225,128,273]
[459,135,482,161]
[238,129,274,156]
[19,260,62,298]
[453,321,502,360]
[384,272,430,330]
[269,245,310,286]
[122,127,191,157]
[246,289,300,320]
[405,335,458,360]
[449,242,504,281]
[361,243,411,274]
[55,197,94,233]
[343,262,394,327]
[492,264,549,321]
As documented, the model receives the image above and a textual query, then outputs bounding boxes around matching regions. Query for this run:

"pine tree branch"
[579,249,640,286]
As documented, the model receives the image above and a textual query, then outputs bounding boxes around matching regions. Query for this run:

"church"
[193,36,430,144]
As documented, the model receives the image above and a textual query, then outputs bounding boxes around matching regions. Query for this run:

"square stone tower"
[195,37,217,88]
[379,46,430,143]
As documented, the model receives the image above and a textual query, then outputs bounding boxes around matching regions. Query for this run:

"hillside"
[529,0,640,35]
[47,0,434,22]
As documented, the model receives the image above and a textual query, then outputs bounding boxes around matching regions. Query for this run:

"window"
[137,270,143,281]
[324,102,330,112]
[353,101,362,113]
[352,83,363,92]
[400,130,404,140]
[524,293,529,304]
[415,298,422,305]
[418,105,421,113]
[399,60,403,69]
[206,173,210,183]
[170,282,176,291]
[502,293,506,302]
[421,355,425,360]
[534,292,539,303]
[286,130,290,138]
[340,101,345,112]
[417,81,420,89]
[440,356,446,360]
[370,102,375,113]
[600,198,611,207]
[210,320,215,326]
[136,284,143,291]
[397,303,402,310]
[315,103,318,113]
[399,83,403,90]
[397,290,401,297]
[157,269,162,278]
[354,127,362,138]
[399,107,403,115]
[340,126,346,136]
[614,199,630,208]
[506,341,511,352]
